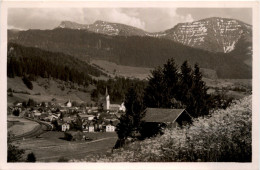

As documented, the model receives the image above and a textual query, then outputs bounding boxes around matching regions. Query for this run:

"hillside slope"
[7,77,93,106]
[8,29,251,79]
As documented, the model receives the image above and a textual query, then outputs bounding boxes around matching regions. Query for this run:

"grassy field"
[8,116,40,136]
[90,59,152,80]
[15,131,117,162]
[7,77,93,106]
[204,78,252,99]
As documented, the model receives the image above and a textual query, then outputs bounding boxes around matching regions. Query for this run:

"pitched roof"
[143,108,186,123]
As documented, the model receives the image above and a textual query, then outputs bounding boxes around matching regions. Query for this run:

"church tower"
[104,87,110,110]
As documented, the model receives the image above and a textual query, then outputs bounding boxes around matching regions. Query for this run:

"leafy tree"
[12,109,20,116]
[91,89,99,102]
[26,152,36,162]
[71,114,83,131]
[41,102,46,107]
[8,133,25,162]
[27,98,36,107]
[115,85,146,146]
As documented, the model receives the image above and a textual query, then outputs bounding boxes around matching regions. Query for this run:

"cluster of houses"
[9,87,193,138]
[9,88,125,133]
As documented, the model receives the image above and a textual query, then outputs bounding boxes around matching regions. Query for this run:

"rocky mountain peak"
[161,17,252,53]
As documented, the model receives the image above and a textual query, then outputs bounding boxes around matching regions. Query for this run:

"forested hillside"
[8,28,252,79]
[7,43,106,86]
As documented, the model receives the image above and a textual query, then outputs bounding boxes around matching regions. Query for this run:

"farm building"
[141,108,192,138]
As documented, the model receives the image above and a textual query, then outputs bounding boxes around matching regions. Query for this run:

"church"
[103,87,126,112]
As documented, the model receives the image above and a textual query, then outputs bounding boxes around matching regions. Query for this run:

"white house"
[89,125,95,132]
[61,123,70,132]
[119,102,126,112]
[106,124,115,132]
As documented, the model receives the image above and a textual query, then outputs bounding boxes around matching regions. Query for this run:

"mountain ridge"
[55,17,252,53]
[8,28,252,79]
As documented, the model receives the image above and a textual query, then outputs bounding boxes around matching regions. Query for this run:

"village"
[8,88,126,136]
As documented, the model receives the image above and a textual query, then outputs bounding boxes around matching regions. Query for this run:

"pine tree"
[162,58,180,107]
[144,66,164,108]
[179,61,193,108]
[115,85,146,143]
[190,63,209,117]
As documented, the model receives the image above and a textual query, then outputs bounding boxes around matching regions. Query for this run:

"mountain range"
[57,17,252,53]
[8,17,252,79]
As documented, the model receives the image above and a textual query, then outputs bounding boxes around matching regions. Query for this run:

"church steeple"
[105,86,108,96]
[104,87,110,110]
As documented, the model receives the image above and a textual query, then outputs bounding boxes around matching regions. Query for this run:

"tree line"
[115,59,221,147]
[7,43,106,86]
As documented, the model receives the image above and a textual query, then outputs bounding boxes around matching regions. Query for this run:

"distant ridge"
[55,17,252,53]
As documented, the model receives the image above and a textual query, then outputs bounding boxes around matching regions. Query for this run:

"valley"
[6,12,253,163]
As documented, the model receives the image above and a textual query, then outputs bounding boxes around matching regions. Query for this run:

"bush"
[75,95,252,162]
[8,92,14,97]
[13,109,20,116]
[22,76,33,90]
[58,157,69,162]
[8,133,25,162]
[64,131,73,141]
[26,152,36,162]
[64,131,84,141]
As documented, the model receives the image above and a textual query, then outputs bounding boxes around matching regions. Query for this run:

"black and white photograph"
[1,1,259,170]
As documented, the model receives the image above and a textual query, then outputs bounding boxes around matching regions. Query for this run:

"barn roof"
[143,108,188,123]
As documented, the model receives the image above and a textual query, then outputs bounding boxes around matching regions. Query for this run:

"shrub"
[22,76,33,90]
[58,157,69,162]
[75,95,252,162]
[13,109,20,116]
[64,131,73,141]
[64,131,84,141]
[26,152,36,162]
[8,133,25,162]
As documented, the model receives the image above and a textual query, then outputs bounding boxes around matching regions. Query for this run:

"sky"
[8,8,252,32]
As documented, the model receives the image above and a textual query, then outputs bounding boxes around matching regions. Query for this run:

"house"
[143,108,192,126]
[61,123,70,132]
[141,108,192,138]
[79,114,95,121]
[89,124,95,132]
[106,124,115,132]
[119,102,126,112]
